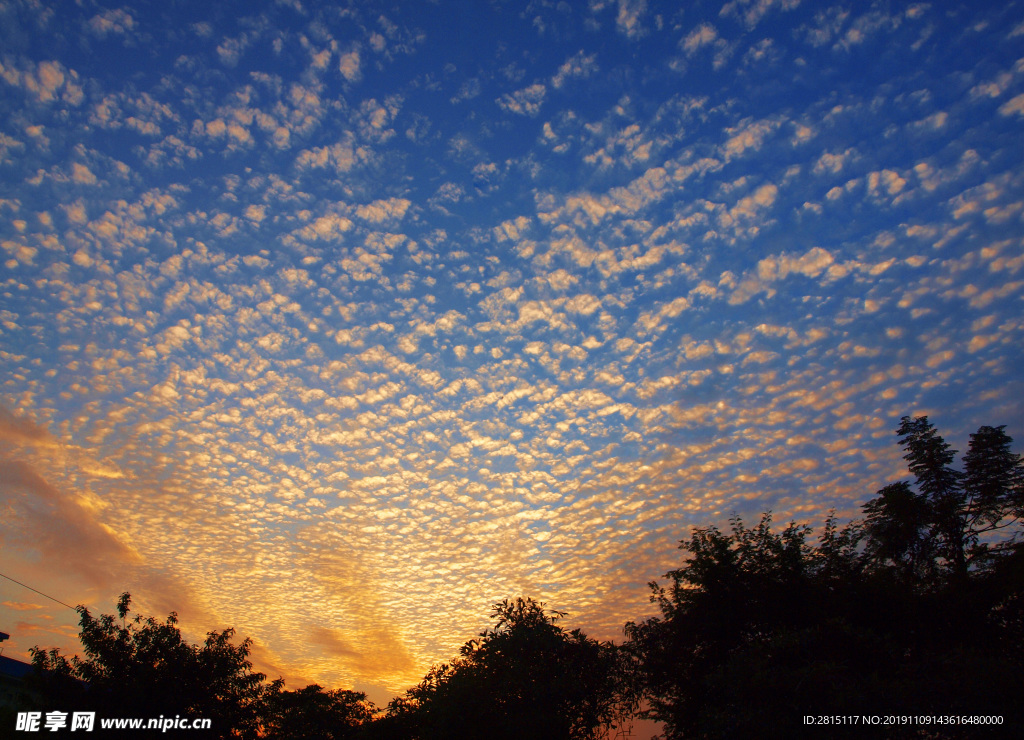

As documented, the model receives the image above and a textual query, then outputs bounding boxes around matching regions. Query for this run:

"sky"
[1,0,1023,707]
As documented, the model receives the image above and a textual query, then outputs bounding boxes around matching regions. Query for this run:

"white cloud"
[616,0,648,39]
[339,49,362,82]
[88,9,136,37]
[721,118,780,161]
[998,94,1024,117]
[496,84,547,116]
[682,24,718,55]
[813,148,855,175]
[729,246,835,304]
[551,52,599,89]
[0,59,84,105]
[721,0,801,29]
[356,198,412,224]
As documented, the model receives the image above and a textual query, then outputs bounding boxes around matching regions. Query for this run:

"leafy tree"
[862,481,936,581]
[963,425,1024,552]
[28,593,268,739]
[896,415,968,575]
[624,513,857,739]
[864,416,1024,579]
[261,682,376,740]
[626,418,1024,739]
[379,597,635,740]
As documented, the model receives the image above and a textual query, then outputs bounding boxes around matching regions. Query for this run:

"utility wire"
[0,571,78,611]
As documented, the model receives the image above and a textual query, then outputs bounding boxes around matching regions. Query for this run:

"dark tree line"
[16,416,1023,739]
[26,593,294,739]
[21,596,628,740]
[626,416,1023,738]
[376,597,635,740]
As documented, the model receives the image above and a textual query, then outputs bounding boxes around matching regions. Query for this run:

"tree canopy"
[28,593,270,738]
[625,417,1023,739]
[378,597,636,740]
[863,417,1024,579]
[261,682,376,740]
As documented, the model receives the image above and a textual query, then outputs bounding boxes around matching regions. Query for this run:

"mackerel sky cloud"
[1,0,1023,703]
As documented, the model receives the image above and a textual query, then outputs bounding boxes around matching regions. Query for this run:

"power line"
[0,571,78,611]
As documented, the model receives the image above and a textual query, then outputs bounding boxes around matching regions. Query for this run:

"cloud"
[355,198,412,225]
[1,601,45,611]
[798,7,850,47]
[497,83,547,116]
[729,246,836,304]
[0,406,58,448]
[866,169,907,200]
[71,162,98,184]
[338,48,362,82]
[721,118,781,160]
[88,8,136,38]
[833,8,904,51]
[309,624,414,680]
[682,24,719,55]
[551,52,598,89]
[615,0,648,39]
[813,148,856,175]
[295,137,360,174]
[998,94,1024,117]
[0,59,84,105]
[721,182,778,231]
[217,32,259,67]
[356,97,400,142]
[0,460,139,588]
[970,72,1014,100]
[721,0,801,29]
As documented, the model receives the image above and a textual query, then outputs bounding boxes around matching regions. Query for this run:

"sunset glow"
[2,0,1023,705]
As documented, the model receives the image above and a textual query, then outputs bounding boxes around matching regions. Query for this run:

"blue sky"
[2,0,1023,704]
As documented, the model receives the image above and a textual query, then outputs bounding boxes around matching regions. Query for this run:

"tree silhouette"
[963,425,1024,553]
[624,513,848,739]
[626,418,1023,739]
[862,481,936,581]
[261,682,376,740]
[863,416,1024,580]
[28,593,267,739]
[379,597,635,740]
